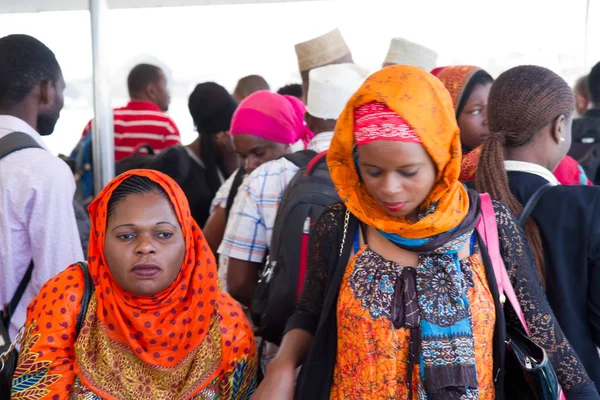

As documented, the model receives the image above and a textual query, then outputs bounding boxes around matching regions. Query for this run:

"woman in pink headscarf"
[203,91,313,264]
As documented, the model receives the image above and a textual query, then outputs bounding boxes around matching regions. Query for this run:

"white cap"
[383,38,438,71]
[306,63,369,120]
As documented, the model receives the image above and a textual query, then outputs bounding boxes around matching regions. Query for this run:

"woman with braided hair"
[476,65,600,390]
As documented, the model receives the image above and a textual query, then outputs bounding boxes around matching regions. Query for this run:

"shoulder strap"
[476,193,529,334]
[0,132,42,160]
[1,133,43,325]
[517,182,553,228]
[306,151,328,175]
[2,262,35,327]
[75,262,94,336]
[282,150,318,169]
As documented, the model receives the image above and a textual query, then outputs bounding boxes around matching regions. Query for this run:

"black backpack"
[569,116,600,184]
[251,150,339,345]
[569,142,600,184]
[115,145,193,184]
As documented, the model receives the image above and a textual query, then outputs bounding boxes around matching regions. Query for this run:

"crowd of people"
[2,25,600,400]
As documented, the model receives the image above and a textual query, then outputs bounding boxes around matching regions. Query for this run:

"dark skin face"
[457,82,492,152]
[104,193,185,297]
[233,134,290,174]
[36,74,66,136]
[358,140,437,222]
[147,70,170,112]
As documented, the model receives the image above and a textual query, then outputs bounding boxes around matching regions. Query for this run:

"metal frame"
[89,0,115,194]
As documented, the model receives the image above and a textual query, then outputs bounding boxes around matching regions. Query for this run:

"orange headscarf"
[327,65,469,238]
[12,169,257,400]
[431,65,482,113]
[432,66,484,182]
[83,169,219,367]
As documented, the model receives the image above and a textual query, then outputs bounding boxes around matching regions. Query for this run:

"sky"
[0,0,598,155]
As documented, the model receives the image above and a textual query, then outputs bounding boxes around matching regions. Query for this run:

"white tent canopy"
[0,0,314,13]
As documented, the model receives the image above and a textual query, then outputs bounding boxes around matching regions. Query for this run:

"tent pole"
[89,0,114,195]
[584,0,590,71]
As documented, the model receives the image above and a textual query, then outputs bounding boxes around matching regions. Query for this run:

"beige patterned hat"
[295,29,352,72]
[383,38,438,71]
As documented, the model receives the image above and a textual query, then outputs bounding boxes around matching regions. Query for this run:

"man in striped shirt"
[81,64,181,161]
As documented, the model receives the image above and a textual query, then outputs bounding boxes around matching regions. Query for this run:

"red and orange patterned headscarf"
[431,65,482,114]
[327,65,469,239]
[84,169,219,368]
[432,66,484,181]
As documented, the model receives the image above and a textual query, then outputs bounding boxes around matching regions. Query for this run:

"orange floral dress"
[330,245,496,400]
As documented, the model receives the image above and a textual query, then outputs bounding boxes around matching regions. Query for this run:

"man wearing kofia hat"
[294,28,353,102]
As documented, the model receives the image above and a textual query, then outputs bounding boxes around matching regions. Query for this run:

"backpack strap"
[2,262,34,328]
[75,262,95,336]
[306,151,328,176]
[225,168,246,220]
[476,193,529,334]
[0,132,43,327]
[0,132,42,160]
[282,150,318,169]
[517,183,553,228]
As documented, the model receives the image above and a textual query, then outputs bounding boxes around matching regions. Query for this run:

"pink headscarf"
[230,91,314,147]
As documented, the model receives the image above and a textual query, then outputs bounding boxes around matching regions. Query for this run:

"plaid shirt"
[218,132,333,263]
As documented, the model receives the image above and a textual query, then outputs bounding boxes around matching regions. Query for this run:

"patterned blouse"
[291,201,597,398]
[330,244,496,399]
[11,270,257,400]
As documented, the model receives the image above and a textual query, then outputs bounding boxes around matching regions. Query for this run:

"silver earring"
[560,137,566,142]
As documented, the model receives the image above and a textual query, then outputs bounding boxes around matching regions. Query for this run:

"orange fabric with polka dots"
[84,169,219,367]
[12,170,256,400]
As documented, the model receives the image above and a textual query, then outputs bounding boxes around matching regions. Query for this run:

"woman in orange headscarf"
[433,65,592,185]
[11,170,256,399]
[251,65,597,400]
[431,65,493,182]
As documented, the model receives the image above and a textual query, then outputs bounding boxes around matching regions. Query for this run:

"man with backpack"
[571,62,600,183]
[219,64,368,354]
[0,35,84,357]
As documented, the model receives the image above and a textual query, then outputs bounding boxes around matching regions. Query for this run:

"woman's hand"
[250,357,296,400]
[214,131,239,174]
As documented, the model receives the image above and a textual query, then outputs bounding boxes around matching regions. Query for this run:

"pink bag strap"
[476,193,529,335]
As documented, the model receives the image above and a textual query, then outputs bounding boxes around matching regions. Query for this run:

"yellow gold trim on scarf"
[74,296,222,399]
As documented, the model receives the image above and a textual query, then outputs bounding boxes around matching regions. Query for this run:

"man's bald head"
[233,75,270,103]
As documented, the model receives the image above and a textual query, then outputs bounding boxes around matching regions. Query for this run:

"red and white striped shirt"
[81,100,181,162]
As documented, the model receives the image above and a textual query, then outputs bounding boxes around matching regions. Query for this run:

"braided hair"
[476,65,575,284]
[107,175,169,218]
[0,34,61,109]
[188,82,237,195]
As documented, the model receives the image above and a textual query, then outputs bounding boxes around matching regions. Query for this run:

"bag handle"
[476,193,529,334]
[75,262,94,335]
[132,144,156,156]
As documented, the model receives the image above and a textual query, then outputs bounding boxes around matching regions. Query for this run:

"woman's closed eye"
[399,169,418,177]
[252,148,266,157]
